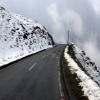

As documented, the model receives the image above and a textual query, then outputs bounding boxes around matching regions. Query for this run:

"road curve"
[0,44,65,100]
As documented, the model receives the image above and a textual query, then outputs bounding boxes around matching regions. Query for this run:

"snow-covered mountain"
[67,43,100,86]
[0,6,54,66]
[64,43,100,100]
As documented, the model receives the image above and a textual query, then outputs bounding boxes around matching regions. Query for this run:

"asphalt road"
[0,44,65,100]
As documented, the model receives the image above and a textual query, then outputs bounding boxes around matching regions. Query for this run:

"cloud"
[47,4,62,33]
[83,38,100,66]
[47,2,100,67]
[62,10,83,37]
[47,3,66,43]
[47,3,83,43]
[90,0,100,14]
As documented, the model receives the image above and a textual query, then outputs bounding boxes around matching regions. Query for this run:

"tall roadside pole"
[63,22,70,44]
[67,30,70,44]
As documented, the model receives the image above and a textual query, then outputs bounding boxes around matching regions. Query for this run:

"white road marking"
[28,63,37,71]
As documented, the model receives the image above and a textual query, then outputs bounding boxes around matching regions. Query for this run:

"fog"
[0,0,100,66]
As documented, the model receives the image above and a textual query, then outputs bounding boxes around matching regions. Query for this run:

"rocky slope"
[0,6,54,66]
[63,43,100,100]
[67,43,100,86]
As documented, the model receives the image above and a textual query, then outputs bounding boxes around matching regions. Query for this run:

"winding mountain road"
[0,45,66,100]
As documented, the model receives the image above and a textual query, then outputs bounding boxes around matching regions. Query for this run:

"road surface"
[0,45,65,100]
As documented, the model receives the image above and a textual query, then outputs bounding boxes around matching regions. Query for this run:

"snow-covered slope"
[68,43,100,86]
[0,6,54,66]
[64,43,100,100]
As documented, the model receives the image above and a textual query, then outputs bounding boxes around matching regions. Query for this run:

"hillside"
[0,6,54,67]
[61,43,100,100]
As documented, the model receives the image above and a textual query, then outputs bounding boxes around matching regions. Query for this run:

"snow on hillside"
[64,45,100,100]
[64,44,100,100]
[0,6,54,67]
[70,44,100,86]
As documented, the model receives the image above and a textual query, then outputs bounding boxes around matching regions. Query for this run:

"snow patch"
[72,44,100,86]
[0,6,54,67]
[64,45,100,100]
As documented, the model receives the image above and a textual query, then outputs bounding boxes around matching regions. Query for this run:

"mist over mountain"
[0,0,100,66]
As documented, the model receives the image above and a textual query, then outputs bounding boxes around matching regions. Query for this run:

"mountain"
[63,43,100,100]
[67,43,100,86]
[0,6,54,66]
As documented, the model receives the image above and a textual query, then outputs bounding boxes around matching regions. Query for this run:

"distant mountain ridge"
[0,6,54,66]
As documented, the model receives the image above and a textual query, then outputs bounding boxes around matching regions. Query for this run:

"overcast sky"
[0,0,100,66]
